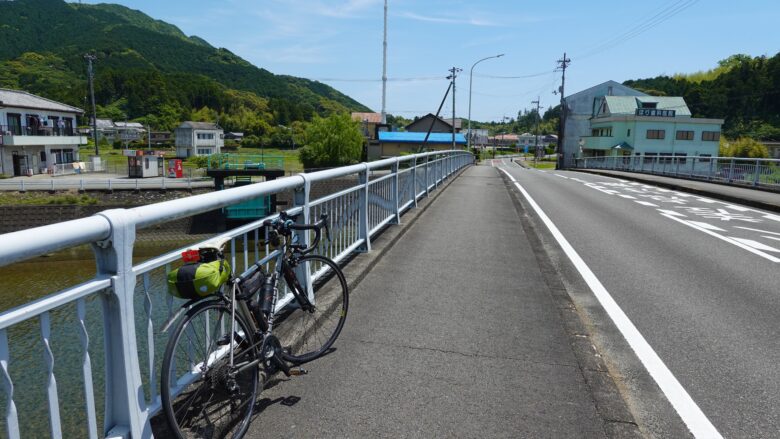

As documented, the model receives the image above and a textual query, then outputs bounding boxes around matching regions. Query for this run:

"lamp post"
[467,53,504,150]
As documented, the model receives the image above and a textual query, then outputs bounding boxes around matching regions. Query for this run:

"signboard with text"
[635,108,676,117]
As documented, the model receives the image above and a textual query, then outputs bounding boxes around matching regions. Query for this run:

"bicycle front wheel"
[161,300,259,439]
[277,254,348,363]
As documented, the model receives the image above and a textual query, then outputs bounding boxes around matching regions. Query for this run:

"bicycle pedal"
[289,367,308,376]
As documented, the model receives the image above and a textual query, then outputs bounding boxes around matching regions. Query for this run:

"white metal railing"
[0,150,473,439]
[574,155,780,191]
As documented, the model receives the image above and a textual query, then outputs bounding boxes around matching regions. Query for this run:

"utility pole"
[555,52,571,169]
[447,67,462,150]
[85,53,98,156]
[532,97,541,161]
[381,0,388,125]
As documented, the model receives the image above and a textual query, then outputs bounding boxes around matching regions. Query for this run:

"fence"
[574,155,780,191]
[0,150,473,439]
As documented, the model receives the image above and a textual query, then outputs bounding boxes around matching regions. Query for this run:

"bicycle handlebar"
[263,212,330,255]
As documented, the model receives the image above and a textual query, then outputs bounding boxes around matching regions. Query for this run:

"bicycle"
[160,211,349,439]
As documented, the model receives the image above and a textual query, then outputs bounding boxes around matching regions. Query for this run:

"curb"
[497,169,644,439]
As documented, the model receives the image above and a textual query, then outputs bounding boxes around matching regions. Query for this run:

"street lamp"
[467,53,504,150]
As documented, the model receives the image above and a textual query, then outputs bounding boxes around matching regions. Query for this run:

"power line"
[576,0,699,60]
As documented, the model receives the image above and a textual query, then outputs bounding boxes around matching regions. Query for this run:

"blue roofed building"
[369,131,466,160]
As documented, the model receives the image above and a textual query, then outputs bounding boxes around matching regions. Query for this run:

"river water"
[0,240,198,438]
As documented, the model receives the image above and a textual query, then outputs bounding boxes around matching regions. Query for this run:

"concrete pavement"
[245,165,640,438]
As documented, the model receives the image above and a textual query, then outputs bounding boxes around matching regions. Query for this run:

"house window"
[6,113,22,135]
[50,149,75,164]
[197,132,216,140]
[698,154,712,163]
[592,129,599,137]
[197,148,212,155]
[676,130,694,140]
[644,152,658,163]
[674,153,688,164]
[641,102,657,109]
[659,152,673,163]
[702,131,720,141]
[627,129,631,136]
[646,129,665,139]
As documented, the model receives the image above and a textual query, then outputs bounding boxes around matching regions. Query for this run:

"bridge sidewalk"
[246,165,638,438]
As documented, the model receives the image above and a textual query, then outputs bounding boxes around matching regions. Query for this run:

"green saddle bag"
[167,259,230,299]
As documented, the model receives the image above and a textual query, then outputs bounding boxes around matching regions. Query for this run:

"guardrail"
[0,150,473,439]
[574,155,780,191]
[0,176,212,192]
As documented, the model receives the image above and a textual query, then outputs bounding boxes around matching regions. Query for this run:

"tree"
[719,137,770,158]
[299,113,364,169]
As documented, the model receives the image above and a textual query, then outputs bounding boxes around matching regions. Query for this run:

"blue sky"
[82,0,779,122]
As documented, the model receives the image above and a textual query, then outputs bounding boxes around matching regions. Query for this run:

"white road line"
[554,174,569,179]
[723,204,751,212]
[764,214,780,223]
[499,168,723,439]
[658,209,686,217]
[764,236,780,243]
[659,213,780,263]
[635,201,659,207]
[688,221,726,232]
[734,226,780,236]
[729,238,780,253]
[618,194,637,199]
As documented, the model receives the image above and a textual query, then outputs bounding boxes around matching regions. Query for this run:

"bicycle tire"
[277,254,348,363]
[161,300,259,439]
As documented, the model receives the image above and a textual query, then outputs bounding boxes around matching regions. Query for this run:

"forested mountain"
[0,0,370,136]
[623,53,780,140]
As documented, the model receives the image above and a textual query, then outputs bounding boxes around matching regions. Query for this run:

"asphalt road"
[244,165,622,438]
[496,158,780,438]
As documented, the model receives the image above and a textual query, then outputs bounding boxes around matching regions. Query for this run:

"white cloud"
[397,11,502,27]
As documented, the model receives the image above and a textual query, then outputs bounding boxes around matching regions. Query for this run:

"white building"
[562,80,647,167]
[174,121,224,157]
[0,88,88,176]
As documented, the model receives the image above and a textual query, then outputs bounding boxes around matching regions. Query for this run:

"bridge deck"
[245,165,625,437]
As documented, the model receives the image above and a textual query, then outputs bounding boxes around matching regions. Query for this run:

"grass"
[79,145,304,173]
[0,191,99,205]
[235,147,302,172]
[526,160,557,169]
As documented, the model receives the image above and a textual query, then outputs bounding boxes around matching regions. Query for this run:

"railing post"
[424,155,430,198]
[91,209,148,439]
[727,158,735,182]
[753,159,761,186]
[293,174,313,299]
[412,156,418,207]
[391,157,400,224]
[358,163,371,252]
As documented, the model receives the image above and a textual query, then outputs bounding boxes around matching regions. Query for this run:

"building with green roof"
[580,95,723,162]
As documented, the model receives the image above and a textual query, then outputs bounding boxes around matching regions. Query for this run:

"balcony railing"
[1,124,77,137]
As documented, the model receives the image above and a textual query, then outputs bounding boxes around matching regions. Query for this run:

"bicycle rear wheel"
[161,300,259,439]
[277,254,348,363]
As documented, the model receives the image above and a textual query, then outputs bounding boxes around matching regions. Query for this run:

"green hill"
[0,0,371,135]
[623,53,780,140]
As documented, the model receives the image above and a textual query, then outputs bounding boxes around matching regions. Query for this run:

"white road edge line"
[499,167,722,439]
